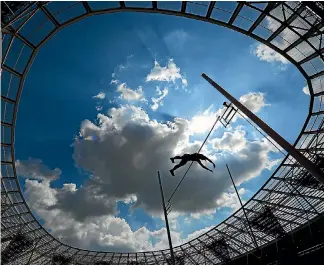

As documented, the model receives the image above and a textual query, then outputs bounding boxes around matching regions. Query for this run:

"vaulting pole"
[202,73,324,185]
[158,171,176,265]
[226,164,259,249]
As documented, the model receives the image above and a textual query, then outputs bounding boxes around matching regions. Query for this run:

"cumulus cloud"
[151,87,168,111]
[18,90,278,251]
[93,92,106,100]
[303,85,310,95]
[110,79,119,85]
[16,158,61,181]
[22,176,219,252]
[253,3,319,68]
[71,104,278,216]
[188,105,222,134]
[146,59,187,86]
[252,14,290,66]
[117,83,145,101]
[211,129,247,152]
[253,44,289,65]
[96,105,103,111]
[239,92,270,113]
[216,188,247,211]
[188,92,269,135]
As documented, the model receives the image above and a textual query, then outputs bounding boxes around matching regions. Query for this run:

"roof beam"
[39,4,60,27]
[204,232,242,256]
[229,2,244,25]
[5,26,36,50]
[1,161,13,165]
[1,121,12,128]
[234,208,301,226]
[180,247,199,265]
[303,129,324,135]
[262,188,324,201]
[252,198,317,214]
[298,147,324,152]
[1,96,16,104]
[248,2,277,33]
[1,64,22,78]
[206,1,215,19]
[314,90,324,97]
[267,5,304,43]
[284,21,324,53]
[181,1,187,13]
[310,70,324,80]
[224,222,266,244]
[82,2,92,13]
[299,47,324,65]
[311,110,324,116]
[189,241,218,265]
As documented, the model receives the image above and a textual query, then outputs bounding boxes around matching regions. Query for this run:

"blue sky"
[14,6,309,251]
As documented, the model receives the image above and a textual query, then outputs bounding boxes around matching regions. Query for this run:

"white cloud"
[71,104,278,216]
[303,85,310,95]
[96,105,103,111]
[253,4,319,68]
[146,59,187,86]
[22,176,224,252]
[110,79,119,85]
[211,129,247,152]
[151,87,168,111]
[18,91,279,251]
[16,158,61,182]
[188,92,269,135]
[216,188,247,211]
[188,105,222,134]
[253,44,289,65]
[239,92,270,113]
[93,92,106,100]
[252,14,290,66]
[117,83,145,101]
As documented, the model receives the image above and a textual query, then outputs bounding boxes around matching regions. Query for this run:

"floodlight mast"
[202,73,324,185]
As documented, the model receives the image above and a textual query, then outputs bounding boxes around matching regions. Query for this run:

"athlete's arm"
[202,155,215,168]
[197,160,213,172]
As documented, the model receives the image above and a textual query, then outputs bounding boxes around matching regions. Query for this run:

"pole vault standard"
[157,171,176,265]
[226,165,259,250]
[202,73,324,185]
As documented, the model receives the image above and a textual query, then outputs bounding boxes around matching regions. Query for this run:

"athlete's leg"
[174,156,184,160]
[197,160,212,172]
[170,155,184,163]
[170,159,188,176]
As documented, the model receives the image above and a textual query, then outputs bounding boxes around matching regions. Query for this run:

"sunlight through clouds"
[14,6,310,254]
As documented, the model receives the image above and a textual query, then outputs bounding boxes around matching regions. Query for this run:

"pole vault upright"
[202,73,324,185]
[226,165,259,249]
[157,171,176,265]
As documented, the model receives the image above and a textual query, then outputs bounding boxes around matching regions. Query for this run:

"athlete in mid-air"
[169,153,215,176]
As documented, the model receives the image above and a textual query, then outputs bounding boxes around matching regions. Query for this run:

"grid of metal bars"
[1,1,324,264]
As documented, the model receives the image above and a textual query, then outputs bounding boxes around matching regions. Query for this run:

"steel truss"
[1,1,324,264]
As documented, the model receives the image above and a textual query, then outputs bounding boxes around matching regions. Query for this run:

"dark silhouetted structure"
[1,1,324,265]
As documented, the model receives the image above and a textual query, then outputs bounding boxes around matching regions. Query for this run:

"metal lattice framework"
[1,1,324,265]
